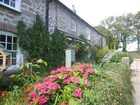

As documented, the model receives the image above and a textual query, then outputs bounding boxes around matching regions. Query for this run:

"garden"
[0,15,134,105]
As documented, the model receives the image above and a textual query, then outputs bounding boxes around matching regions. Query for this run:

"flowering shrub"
[23,64,95,105]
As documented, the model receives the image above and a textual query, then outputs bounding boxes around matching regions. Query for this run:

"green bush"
[110,51,133,64]
[90,63,134,105]
[95,45,110,64]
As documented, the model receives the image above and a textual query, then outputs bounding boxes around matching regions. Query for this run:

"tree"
[133,11,140,50]
[95,25,119,50]
[98,14,134,51]
[113,14,134,51]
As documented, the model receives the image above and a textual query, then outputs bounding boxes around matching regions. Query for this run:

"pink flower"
[38,96,48,105]
[63,77,71,84]
[83,72,89,78]
[61,101,68,105]
[70,77,80,83]
[83,68,94,78]
[29,91,38,99]
[87,68,94,73]
[73,87,82,98]
[84,80,91,87]
[34,81,61,95]
[79,64,86,70]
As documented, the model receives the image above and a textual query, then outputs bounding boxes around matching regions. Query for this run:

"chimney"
[72,5,76,13]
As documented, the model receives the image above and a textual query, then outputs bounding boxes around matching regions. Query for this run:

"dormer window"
[0,0,21,12]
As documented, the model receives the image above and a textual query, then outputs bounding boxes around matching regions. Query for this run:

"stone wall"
[0,0,46,69]
[0,0,46,28]
[49,0,106,46]
[0,0,106,46]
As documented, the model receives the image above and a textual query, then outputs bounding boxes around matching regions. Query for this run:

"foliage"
[95,25,119,50]
[48,28,67,68]
[3,64,95,105]
[96,13,134,51]
[17,15,49,60]
[1,61,134,105]
[90,63,134,105]
[17,15,68,69]
[66,35,91,63]
[133,11,140,50]
[1,59,48,104]
[110,51,133,64]
[95,45,110,64]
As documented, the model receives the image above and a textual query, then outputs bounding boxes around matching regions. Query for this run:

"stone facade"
[0,0,46,69]
[0,0,46,28]
[0,0,106,45]
[49,0,106,46]
[0,0,106,69]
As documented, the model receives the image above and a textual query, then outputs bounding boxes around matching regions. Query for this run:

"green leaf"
[68,98,80,105]
[37,59,44,63]
[33,64,41,68]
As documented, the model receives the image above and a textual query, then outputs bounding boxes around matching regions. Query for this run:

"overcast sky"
[59,0,140,51]
[59,0,140,26]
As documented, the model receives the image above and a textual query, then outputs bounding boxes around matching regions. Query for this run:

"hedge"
[91,63,134,105]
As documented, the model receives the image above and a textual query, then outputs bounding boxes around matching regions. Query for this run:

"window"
[85,27,90,40]
[0,32,17,65]
[101,37,103,47]
[0,0,21,12]
[71,19,76,32]
[0,57,3,65]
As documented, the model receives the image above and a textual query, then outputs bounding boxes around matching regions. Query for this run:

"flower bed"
[13,64,95,105]
[2,63,134,105]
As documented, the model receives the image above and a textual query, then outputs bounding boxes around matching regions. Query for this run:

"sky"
[60,0,140,51]
[59,0,140,26]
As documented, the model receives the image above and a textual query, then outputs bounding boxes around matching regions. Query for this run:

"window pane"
[0,57,3,65]
[10,0,15,7]
[13,44,17,50]
[12,59,16,65]
[0,43,6,47]
[4,0,9,5]
[13,37,17,43]
[7,36,12,42]
[0,35,6,42]
[7,44,12,50]
[12,52,16,58]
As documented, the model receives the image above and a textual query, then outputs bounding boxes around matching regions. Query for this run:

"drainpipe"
[46,0,52,32]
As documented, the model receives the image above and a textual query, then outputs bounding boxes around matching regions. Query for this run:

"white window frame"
[0,0,21,12]
[85,27,91,40]
[0,30,18,66]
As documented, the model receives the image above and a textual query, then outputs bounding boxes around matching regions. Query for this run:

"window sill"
[0,2,21,13]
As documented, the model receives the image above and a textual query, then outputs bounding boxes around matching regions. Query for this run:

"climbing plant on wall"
[66,35,91,63]
[17,15,67,69]
[17,15,50,60]
[48,28,68,68]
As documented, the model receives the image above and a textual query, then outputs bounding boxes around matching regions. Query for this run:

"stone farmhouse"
[0,0,106,70]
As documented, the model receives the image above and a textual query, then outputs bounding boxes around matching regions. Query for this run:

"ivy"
[48,28,67,68]
[17,15,49,60]
[17,15,98,68]
[17,15,67,69]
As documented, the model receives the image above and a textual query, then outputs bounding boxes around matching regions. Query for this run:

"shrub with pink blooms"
[23,64,95,105]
